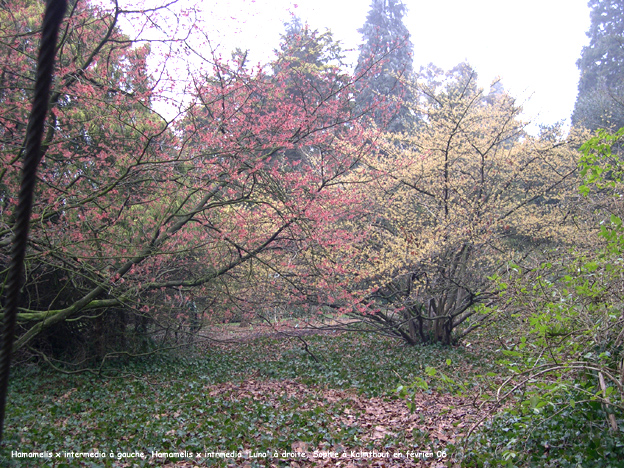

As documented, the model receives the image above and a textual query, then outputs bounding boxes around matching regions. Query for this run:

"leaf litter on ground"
[1,321,503,467]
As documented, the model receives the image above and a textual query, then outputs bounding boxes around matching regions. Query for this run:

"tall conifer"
[355,0,413,132]
[572,0,624,130]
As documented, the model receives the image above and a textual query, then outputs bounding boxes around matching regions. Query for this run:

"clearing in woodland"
[0,322,503,467]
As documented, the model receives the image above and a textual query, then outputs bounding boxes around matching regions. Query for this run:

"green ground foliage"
[0,329,493,467]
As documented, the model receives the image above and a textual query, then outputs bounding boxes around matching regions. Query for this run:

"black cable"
[0,0,67,443]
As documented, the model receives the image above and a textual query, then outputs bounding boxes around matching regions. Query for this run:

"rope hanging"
[0,0,67,443]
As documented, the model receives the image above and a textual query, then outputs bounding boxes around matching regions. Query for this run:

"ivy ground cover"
[0,328,499,467]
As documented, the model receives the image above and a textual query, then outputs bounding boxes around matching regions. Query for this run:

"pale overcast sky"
[200,0,591,129]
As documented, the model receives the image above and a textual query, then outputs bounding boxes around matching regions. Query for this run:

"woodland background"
[1,0,624,466]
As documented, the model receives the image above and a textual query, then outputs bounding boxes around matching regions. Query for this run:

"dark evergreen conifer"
[355,0,414,132]
[273,17,348,163]
[572,0,624,130]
